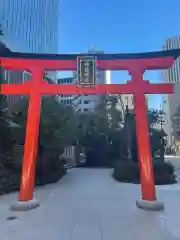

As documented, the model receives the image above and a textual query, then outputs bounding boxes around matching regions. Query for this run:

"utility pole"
[159,104,165,161]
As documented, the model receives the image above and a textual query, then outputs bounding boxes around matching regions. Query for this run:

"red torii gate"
[0,51,175,211]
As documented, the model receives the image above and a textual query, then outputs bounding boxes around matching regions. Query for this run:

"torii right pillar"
[121,57,174,210]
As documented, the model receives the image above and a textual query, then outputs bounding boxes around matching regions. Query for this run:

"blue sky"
[59,0,180,108]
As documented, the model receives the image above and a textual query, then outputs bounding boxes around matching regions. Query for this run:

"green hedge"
[0,148,67,195]
[113,160,176,185]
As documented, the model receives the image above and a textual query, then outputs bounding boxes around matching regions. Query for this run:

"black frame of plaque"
[77,56,96,86]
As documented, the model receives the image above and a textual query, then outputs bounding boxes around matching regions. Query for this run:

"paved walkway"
[0,168,180,239]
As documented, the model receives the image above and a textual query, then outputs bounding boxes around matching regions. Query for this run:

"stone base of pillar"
[10,199,40,211]
[136,199,164,211]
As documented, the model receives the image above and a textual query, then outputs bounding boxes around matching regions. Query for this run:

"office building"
[115,94,134,123]
[104,70,134,117]
[0,0,59,82]
[162,36,180,150]
[0,0,59,54]
[58,77,78,106]
[163,36,180,83]
[0,0,60,106]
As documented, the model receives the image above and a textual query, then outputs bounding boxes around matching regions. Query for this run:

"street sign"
[77,56,96,86]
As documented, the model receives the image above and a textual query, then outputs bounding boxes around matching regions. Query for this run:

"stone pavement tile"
[101,210,174,240]
[157,190,180,239]
[0,168,180,239]
[71,224,102,240]
[70,209,102,240]
[2,214,74,240]
[0,188,74,240]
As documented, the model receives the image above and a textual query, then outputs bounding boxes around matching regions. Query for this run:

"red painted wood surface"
[0,56,174,202]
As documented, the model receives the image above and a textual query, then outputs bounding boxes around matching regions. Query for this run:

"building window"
[74,95,80,100]
[84,100,90,104]
[23,71,31,82]
[4,70,8,83]
[84,108,89,112]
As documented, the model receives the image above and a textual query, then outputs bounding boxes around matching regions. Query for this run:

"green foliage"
[108,128,128,161]
[0,66,12,164]
[113,160,176,185]
[78,96,121,136]
[0,95,11,149]
[150,129,166,159]
[11,96,77,147]
[0,96,74,190]
[153,161,175,184]
[77,97,124,167]
[0,39,14,170]
[113,161,140,183]
[128,108,166,162]
[148,109,165,127]
[10,97,28,144]
[36,149,66,186]
[0,157,66,195]
[40,96,77,147]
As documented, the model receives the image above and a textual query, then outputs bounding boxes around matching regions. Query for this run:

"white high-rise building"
[106,70,111,84]
[162,36,180,150]
[57,77,78,106]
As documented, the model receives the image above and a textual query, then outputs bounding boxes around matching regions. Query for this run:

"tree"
[129,108,166,162]
[107,95,122,130]
[40,96,77,148]
[76,104,110,167]
[0,67,11,152]
[0,33,13,168]
[148,109,166,161]
[148,109,165,131]
[11,96,77,182]
[77,97,125,167]
[11,96,77,148]
[150,128,167,159]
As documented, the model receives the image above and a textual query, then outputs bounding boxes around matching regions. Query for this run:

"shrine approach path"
[0,168,180,240]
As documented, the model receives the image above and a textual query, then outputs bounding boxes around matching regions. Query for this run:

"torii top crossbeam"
[0,49,179,95]
[0,49,179,211]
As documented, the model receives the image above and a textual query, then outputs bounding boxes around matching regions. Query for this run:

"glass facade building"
[0,0,60,105]
[162,36,180,150]
[0,0,59,53]
[163,36,180,83]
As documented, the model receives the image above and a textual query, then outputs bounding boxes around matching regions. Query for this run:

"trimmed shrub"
[35,149,67,186]
[113,160,176,185]
[0,148,67,195]
[153,162,176,185]
[113,161,140,183]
